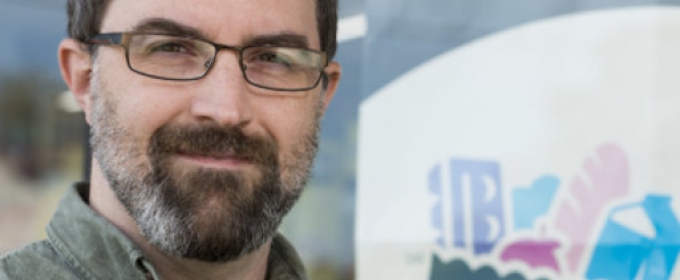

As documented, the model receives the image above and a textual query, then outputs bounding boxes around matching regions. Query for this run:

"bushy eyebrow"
[131,18,312,49]
[132,18,209,40]
[243,34,311,49]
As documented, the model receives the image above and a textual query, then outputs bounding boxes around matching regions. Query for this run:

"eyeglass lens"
[126,34,324,90]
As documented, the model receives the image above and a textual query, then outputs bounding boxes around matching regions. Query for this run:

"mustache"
[148,124,278,165]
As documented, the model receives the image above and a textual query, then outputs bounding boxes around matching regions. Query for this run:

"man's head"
[59,0,340,263]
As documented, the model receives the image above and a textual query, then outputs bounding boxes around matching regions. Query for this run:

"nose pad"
[203,58,214,71]
[241,64,249,82]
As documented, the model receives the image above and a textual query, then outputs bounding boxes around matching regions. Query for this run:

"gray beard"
[88,66,320,262]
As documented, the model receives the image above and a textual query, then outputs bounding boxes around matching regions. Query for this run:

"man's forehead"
[100,0,320,47]
[128,18,312,48]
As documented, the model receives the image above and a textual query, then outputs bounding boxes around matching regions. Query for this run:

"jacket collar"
[46,183,308,280]
[47,182,151,280]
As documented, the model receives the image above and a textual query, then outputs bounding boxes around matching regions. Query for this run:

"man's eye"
[255,52,293,66]
[150,42,189,54]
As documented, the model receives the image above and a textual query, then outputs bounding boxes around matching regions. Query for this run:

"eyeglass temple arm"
[87,33,123,45]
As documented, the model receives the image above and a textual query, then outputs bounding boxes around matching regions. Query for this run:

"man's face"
[87,0,334,262]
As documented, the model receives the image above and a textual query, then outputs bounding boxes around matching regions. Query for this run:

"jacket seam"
[48,235,97,280]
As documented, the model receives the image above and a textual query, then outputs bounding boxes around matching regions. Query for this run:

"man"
[0,0,341,279]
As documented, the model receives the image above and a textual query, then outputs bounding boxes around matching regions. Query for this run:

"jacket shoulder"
[0,240,81,280]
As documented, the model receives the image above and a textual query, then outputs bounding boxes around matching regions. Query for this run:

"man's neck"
[88,160,271,280]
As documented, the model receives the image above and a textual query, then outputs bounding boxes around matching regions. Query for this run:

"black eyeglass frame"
[86,32,329,92]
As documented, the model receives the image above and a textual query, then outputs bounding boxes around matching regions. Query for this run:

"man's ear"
[59,38,93,124]
[320,61,341,114]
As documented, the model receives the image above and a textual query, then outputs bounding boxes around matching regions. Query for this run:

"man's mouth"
[175,152,252,170]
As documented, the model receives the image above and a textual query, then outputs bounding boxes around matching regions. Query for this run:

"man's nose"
[189,53,253,127]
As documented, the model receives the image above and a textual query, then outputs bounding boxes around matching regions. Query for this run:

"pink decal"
[552,143,629,273]
[500,238,561,272]
[500,225,561,272]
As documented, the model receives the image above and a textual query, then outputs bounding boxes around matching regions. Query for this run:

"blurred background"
[8,1,680,280]
[0,0,364,279]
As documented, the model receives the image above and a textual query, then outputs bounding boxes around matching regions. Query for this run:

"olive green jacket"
[0,183,308,280]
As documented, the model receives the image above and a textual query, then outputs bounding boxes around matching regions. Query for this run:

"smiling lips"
[177,152,253,169]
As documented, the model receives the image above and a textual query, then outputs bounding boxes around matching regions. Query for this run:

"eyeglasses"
[87,33,328,92]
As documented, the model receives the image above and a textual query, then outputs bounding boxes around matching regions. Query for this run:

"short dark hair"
[67,0,338,60]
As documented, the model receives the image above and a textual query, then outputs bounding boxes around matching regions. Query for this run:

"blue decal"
[430,165,445,248]
[586,195,680,280]
[512,176,560,230]
[429,159,506,255]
